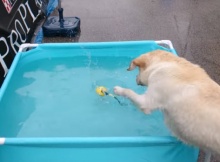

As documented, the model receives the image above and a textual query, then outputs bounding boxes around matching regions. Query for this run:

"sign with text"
[0,0,49,86]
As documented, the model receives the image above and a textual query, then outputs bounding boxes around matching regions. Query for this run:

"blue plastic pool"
[0,41,199,162]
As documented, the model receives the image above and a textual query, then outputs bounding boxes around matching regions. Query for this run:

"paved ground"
[44,0,220,161]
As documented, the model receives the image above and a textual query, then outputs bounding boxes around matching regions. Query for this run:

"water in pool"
[0,56,171,137]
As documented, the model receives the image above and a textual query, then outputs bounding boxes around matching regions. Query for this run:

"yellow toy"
[96,86,122,105]
[96,86,107,96]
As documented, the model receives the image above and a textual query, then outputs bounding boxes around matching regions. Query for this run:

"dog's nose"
[136,78,144,86]
[137,81,142,85]
[138,82,144,86]
[136,76,142,85]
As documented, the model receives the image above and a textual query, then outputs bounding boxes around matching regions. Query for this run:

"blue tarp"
[34,0,58,43]
[0,41,199,162]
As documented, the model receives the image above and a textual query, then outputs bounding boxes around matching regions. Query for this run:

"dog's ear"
[127,60,137,71]
[127,57,146,71]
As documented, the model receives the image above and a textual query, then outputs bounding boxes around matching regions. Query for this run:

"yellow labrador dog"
[114,50,220,155]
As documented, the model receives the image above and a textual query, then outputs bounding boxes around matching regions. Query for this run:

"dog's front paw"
[114,86,125,96]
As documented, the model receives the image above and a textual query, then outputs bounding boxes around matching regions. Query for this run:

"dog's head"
[127,54,150,86]
[127,50,169,86]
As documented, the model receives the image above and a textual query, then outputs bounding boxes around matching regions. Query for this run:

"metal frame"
[18,40,175,52]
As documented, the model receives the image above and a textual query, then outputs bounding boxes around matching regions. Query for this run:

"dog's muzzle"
[136,75,144,86]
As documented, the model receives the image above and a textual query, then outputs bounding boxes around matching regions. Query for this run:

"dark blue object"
[43,16,80,37]
[34,0,58,43]
[43,0,80,37]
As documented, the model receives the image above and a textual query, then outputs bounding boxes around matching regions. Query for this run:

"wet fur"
[114,50,220,155]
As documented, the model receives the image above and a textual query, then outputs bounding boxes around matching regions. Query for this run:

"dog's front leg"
[114,86,156,114]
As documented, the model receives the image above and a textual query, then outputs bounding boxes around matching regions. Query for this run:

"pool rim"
[0,136,181,146]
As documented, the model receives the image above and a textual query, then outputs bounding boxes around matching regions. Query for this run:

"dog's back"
[150,50,220,155]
